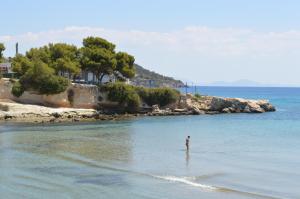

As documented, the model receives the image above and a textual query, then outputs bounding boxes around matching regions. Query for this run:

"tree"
[13,43,81,79]
[0,43,5,61]
[26,46,51,64]
[11,81,24,97]
[81,37,117,83]
[19,59,69,95]
[12,54,33,76]
[115,52,135,81]
[48,43,80,78]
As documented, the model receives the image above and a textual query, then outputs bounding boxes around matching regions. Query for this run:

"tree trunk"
[93,73,96,84]
[99,73,106,84]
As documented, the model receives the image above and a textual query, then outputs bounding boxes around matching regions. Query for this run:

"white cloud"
[1,26,300,85]
[2,26,300,56]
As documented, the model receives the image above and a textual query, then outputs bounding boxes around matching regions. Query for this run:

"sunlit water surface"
[1,87,300,199]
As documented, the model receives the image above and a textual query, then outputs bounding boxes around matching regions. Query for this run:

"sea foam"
[151,175,217,191]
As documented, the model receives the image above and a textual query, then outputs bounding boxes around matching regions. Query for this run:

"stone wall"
[0,79,102,109]
[0,79,14,99]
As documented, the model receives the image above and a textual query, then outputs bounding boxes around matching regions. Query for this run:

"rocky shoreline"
[148,94,275,116]
[0,101,137,123]
[0,94,276,123]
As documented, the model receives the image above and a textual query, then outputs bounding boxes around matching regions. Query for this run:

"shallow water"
[1,87,300,199]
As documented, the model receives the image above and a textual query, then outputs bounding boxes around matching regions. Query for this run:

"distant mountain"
[131,64,184,88]
[206,79,266,87]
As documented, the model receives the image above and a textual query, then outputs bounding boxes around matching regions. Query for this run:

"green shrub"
[19,60,69,95]
[12,81,25,97]
[194,93,201,99]
[137,87,180,107]
[101,83,180,111]
[126,92,141,112]
[101,83,141,112]
[36,75,69,95]
[9,78,17,83]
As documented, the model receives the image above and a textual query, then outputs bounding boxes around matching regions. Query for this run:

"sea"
[1,86,300,199]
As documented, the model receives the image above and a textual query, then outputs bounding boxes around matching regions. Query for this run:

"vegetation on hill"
[132,64,184,88]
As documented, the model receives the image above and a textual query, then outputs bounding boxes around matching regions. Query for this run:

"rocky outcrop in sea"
[149,94,276,116]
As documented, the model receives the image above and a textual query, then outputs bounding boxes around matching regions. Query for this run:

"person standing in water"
[186,136,190,151]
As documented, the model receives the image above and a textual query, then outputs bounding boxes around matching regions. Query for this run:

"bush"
[12,81,24,97]
[19,60,69,95]
[101,83,141,112]
[126,92,141,112]
[101,83,180,111]
[194,93,202,99]
[9,78,17,83]
[137,87,180,107]
[36,75,69,95]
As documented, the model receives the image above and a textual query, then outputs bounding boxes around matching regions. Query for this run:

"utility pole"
[185,82,188,95]
[15,42,19,56]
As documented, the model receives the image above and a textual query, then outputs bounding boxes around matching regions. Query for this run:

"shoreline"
[0,101,139,123]
[0,95,276,123]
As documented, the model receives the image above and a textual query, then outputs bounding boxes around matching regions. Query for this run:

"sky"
[1,0,300,86]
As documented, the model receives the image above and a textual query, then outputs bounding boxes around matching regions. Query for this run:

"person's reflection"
[185,150,190,167]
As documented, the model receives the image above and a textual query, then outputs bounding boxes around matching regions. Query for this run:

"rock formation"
[178,94,275,115]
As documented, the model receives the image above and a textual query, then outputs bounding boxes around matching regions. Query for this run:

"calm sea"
[1,87,300,199]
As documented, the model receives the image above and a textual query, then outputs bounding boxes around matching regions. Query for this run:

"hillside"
[131,64,184,88]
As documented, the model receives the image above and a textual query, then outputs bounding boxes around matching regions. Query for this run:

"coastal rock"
[173,108,187,113]
[180,94,275,114]
[0,102,98,123]
[257,100,276,112]
[51,112,62,118]
[190,106,205,115]
[222,108,232,113]
[243,105,251,113]
[210,97,233,111]
[152,104,161,113]
[4,114,13,120]
[246,101,265,113]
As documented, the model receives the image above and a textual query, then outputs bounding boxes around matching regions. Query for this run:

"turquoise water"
[1,87,300,199]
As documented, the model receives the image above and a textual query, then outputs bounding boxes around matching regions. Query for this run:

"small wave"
[54,153,282,199]
[151,175,282,199]
[151,175,217,191]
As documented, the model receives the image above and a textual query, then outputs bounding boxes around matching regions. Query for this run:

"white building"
[0,63,12,74]
[79,71,115,84]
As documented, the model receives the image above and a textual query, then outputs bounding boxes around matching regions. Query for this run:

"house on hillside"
[0,63,12,74]
[0,62,16,78]
[73,70,131,85]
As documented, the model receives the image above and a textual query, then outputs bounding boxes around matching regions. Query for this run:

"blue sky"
[1,0,300,86]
